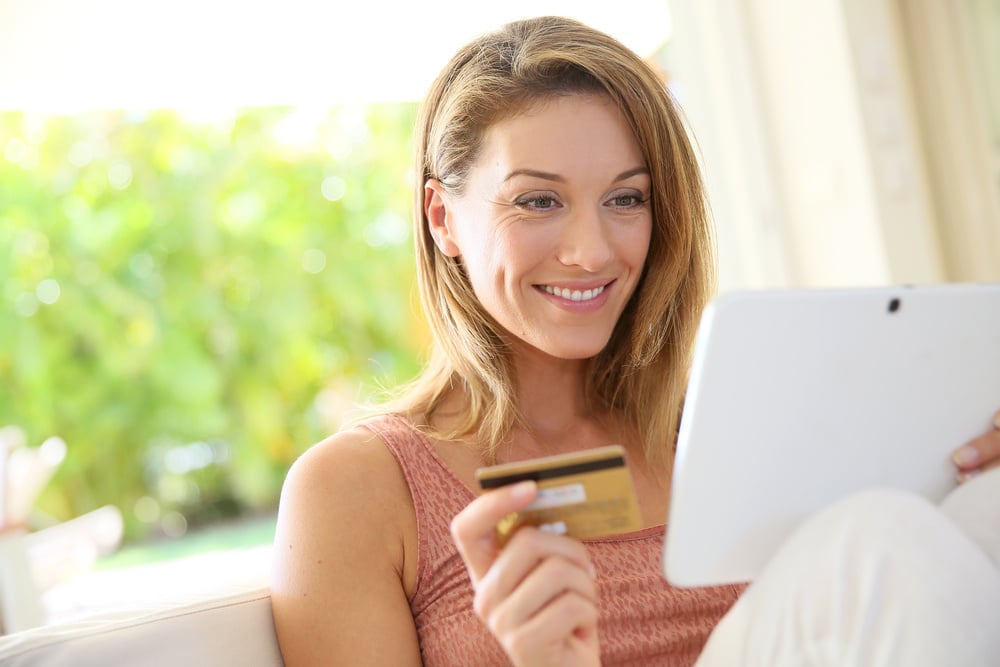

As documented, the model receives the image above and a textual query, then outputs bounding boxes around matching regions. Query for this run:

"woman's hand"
[451,481,601,667]
[952,409,1000,483]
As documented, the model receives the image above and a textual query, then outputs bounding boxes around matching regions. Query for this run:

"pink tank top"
[364,414,743,666]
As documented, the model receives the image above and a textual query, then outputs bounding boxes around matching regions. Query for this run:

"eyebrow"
[504,168,565,183]
[503,166,650,184]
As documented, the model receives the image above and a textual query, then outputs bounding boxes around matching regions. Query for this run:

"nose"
[556,207,613,271]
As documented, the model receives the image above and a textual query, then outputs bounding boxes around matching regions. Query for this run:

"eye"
[514,194,560,211]
[605,192,647,209]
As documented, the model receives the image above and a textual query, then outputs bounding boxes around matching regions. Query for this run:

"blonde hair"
[384,16,714,467]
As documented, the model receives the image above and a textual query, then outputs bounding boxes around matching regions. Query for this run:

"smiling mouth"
[539,284,608,302]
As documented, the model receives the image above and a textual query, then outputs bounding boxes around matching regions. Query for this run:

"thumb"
[451,480,537,581]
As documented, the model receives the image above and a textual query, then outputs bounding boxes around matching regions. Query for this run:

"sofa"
[0,586,284,666]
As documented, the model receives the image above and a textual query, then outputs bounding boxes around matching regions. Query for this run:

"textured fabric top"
[363,413,744,666]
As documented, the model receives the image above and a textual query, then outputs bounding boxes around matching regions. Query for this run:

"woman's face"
[426,93,652,360]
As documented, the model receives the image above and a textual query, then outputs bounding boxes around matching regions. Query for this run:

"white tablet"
[663,283,1000,588]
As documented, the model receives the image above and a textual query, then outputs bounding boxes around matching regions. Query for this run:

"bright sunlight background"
[0,0,672,110]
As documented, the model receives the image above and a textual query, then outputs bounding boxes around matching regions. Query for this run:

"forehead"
[475,93,645,174]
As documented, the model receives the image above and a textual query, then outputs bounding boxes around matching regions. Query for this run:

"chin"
[536,335,613,361]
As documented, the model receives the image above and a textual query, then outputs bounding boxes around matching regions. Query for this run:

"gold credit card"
[476,445,642,545]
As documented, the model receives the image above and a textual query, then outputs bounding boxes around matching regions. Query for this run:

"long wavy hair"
[382,16,715,467]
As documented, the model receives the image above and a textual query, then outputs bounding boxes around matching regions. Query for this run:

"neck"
[515,349,588,426]
[491,343,611,460]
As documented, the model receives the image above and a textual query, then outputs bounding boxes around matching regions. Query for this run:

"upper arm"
[270,427,422,666]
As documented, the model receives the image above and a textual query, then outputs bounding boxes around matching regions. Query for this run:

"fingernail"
[953,446,979,466]
[993,411,1000,430]
[957,469,981,484]
[510,480,536,501]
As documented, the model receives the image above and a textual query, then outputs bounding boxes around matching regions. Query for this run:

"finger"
[522,591,599,643]
[475,528,595,600]
[504,589,600,664]
[479,527,595,605]
[484,554,598,639]
[952,428,1000,472]
[957,456,1000,484]
[451,480,537,581]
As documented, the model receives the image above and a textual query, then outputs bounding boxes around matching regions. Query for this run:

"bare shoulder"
[271,426,421,666]
[277,426,415,557]
[282,426,411,516]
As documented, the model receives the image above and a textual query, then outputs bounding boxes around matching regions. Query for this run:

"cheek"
[460,229,511,300]
[623,218,653,268]
[490,230,538,272]
[479,226,544,280]
[449,208,495,279]
[478,239,523,306]
[639,226,653,265]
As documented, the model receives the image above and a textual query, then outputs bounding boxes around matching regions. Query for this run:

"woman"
[270,16,1000,666]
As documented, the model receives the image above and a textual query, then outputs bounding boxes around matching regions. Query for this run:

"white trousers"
[696,467,1000,667]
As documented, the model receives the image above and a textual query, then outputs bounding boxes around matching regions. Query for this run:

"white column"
[0,529,44,634]
[896,0,1000,282]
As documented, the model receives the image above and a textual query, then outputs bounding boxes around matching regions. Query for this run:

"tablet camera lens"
[887,297,901,313]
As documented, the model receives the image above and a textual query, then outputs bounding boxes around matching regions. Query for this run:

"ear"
[425,179,461,258]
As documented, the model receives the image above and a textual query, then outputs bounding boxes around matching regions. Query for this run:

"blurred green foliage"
[0,105,426,541]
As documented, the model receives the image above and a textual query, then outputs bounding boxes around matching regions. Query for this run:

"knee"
[822,487,938,532]
[797,488,954,565]
[940,466,1000,519]
[940,467,1000,568]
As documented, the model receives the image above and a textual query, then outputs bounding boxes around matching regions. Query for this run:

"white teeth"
[542,285,605,301]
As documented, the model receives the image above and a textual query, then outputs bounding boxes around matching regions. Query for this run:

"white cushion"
[0,587,283,666]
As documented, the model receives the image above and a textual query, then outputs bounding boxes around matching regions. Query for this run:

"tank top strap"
[361,413,476,599]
